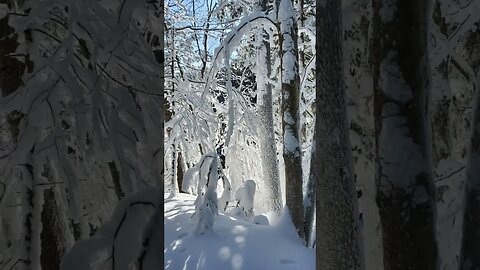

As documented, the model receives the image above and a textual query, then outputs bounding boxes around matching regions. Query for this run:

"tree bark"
[256,0,282,216]
[277,0,305,241]
[316,0,362,269]
[458,2,480,268]
[428,1,480,268]
[342,0,383,268]
[462,74,480,270]
[371,1,438,269]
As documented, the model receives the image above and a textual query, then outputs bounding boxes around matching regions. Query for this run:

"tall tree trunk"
[342,0,383,269]
[167,27,178,195]
[277,0,304,241]
[371,1,438,269]
[256,0,282,216]
[458,2,480,268]
[462,74,480,270]
[171,143,178,196]
[428,1,480,268]
[297,0,315,248]
[316,0,362,269]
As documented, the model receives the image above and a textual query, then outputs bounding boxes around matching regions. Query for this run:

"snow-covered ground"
[164,193,314,270]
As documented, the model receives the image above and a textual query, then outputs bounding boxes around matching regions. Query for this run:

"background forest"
[163,0,316,268]
[0,0,479,269]
[164,0,315,227]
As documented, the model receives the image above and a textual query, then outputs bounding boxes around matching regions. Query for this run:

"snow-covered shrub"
[61,188,160,270]
[227,206,248,221]
[235,180,256,220]
[192,152,232,234]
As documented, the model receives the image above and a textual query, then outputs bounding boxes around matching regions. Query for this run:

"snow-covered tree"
[193,152,221,234]
[165,0,316,246]
[276,0,305,242]
[0,0,163,269]
[255,0,283,217]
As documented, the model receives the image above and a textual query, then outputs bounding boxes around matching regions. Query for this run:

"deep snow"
[164,193,314,270]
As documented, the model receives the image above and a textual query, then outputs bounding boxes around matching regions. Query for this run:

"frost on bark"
[255,0,282,216]
[429,1,480,269]
[0,0,164,269]
[342,0,383,269]
[316,0,362,269]
[371,1,437,269]
[276,0,305,242]
[459,1,480,269]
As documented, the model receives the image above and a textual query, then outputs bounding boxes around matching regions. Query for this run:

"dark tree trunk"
[460,12,480,270]
[276,0,305,241]
[462,100,480,269]
[315,0,362,269]
[371,1,438,269]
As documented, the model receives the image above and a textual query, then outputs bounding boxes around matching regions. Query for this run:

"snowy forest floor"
[164,193,314,270]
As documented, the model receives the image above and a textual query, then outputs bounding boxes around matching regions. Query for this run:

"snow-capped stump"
[227,206,248,221]
[182,167,199,195]
[235,180,256,220]
[253,214,270,225]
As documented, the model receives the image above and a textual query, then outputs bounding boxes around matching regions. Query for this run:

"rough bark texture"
[40,188,63,270]
[460,2,480,269]
[462,84,480,270]
[371,1,438,269]
[258,40,283,215]
[428,1,480,268]
[342,0,383,269]
[256,0,282,216]
[316,0,362,269]
[277,0,305,241]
